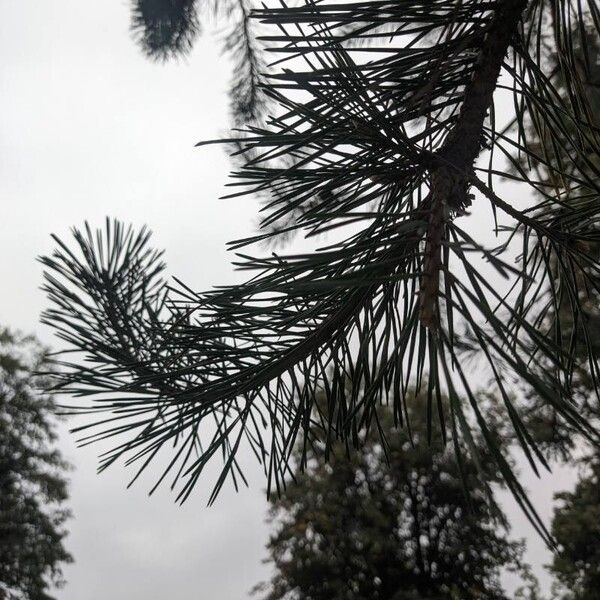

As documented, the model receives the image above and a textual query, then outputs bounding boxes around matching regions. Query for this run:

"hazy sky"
[1,2,270,598]
[0,2,576,598]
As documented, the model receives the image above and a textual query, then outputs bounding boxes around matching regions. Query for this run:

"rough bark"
[419,0,528,330]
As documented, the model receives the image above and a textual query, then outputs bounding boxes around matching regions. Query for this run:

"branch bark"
[419,0,528,330]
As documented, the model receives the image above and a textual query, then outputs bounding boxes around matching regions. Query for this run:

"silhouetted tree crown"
[549,456,600,600]
[0,329,72,600]
[254,392,529,600]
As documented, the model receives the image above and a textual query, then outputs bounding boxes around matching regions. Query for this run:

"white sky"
[0,1,577,598]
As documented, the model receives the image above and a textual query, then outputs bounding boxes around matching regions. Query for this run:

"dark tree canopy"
[40,0,600,540]
[254,393,527,600]
[520,32,600,580]
[0,329,72,600]
[549,456,600,600]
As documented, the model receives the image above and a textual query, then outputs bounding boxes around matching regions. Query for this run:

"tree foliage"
[549,456,600,600]
[515,19,600,464]
[130,0,265,122]
[0,329,72,600]
[0,584,29,600]
[516,31,600,599]
[40,0,600,539]
[254,392,527,600]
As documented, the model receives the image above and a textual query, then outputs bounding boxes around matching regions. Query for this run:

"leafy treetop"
[0,329,72,600]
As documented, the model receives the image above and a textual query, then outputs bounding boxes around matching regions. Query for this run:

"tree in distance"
[510,28,600,600]
[549,455,600,600]
[0,328,72,600]
[254,391,531,600]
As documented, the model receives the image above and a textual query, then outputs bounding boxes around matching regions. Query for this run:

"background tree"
[514,20,600,462]
[0,328,72,600]
[40,0,600,539]
[548,455,600,600]
[254,392,529,600]
[507,26,600,599]
[0,584,29,600]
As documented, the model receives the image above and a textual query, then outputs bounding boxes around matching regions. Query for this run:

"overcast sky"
[0,1,578,598]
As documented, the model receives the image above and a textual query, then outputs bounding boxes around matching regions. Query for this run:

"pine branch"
[223,0,266,123]
[131,0,267,123]
[41,0,600,539]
